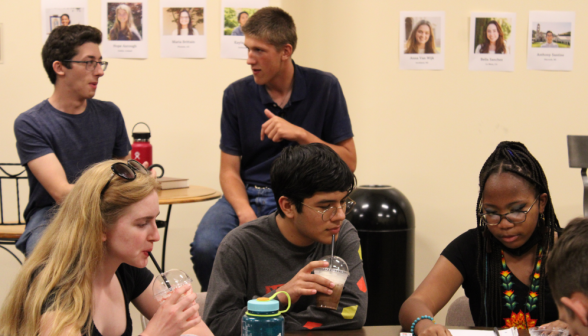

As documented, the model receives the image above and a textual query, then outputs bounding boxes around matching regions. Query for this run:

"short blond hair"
[242,7,297,52]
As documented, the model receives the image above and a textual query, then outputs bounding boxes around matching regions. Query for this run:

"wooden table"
[157,185,221,271]
[286,326,530,336]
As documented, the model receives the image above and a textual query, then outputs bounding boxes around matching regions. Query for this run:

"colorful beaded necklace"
[499,247,543,329]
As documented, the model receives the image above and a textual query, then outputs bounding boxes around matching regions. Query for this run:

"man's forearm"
[220,172,255,222]
[297,132,356,172]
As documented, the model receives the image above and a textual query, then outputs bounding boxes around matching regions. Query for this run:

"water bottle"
[242,291,290,336]
[131,122,152,167]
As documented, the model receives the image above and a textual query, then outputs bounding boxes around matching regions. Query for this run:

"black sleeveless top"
[441,228,559,328]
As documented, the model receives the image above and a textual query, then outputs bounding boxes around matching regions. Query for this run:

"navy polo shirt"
[220,61,353,187]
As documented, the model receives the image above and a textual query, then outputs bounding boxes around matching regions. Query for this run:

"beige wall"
[1,0,587,330]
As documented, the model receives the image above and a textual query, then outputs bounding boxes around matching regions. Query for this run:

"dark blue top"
[14,99,131,222]
[220,61,353,187]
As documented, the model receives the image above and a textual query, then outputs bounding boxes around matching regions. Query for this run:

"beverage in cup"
[313,256,349,310]
[152,269,194,303]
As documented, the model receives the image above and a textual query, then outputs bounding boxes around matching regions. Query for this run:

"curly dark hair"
[42,25,102,84]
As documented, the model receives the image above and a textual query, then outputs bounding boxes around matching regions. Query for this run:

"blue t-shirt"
[14,99,132,222]
[220,61,353,187]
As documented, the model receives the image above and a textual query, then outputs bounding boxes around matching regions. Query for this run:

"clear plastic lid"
[152,269,193,302]
[314,255,349,275]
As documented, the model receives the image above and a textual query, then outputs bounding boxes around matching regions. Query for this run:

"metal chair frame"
[0,163,27,265]
[567,136,588,217]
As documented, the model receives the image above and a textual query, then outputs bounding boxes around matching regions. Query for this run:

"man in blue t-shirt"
[14,25,132,256]
[190,7,357,291]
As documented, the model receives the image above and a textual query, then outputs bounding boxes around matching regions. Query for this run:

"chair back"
[0,163,27,264]
[567,135,588,216]
[445,295,474,327]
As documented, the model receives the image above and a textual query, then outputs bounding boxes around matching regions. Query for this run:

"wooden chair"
[0,163,27,265]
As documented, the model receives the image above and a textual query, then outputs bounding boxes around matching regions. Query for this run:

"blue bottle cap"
[247,297,279,313]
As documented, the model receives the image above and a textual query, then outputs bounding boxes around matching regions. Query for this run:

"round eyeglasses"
[301,198,356,222]
[479,197,539,226]
[62,60,108,72]
[100,160,149,198]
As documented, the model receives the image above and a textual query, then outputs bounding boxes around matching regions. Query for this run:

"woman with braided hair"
[400,141,566,335]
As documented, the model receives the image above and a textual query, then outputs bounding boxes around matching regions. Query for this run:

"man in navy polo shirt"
[189,6,356,291]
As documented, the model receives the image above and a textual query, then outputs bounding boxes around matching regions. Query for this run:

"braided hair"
[474,141,560,327]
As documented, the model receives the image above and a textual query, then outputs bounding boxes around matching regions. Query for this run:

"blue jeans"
[15,206,54,257]
[190,186,277,291]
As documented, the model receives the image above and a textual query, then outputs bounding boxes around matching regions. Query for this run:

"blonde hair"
[109,4,140,41]
[0,160,159,336]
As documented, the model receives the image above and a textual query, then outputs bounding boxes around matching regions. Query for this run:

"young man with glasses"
[191,6,356,292]
[204,144,367,336]
[14,25,131,256]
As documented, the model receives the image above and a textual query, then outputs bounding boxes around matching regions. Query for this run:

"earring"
[541,213,545,220]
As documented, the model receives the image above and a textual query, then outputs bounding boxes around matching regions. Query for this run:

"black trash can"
[346,185,415,326]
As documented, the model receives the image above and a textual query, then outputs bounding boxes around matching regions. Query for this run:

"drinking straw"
[330,234,335,271]
[149,252,172,289]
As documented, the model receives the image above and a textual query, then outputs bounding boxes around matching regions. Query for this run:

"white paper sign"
[527,11,575,71]
[41,0,88,43]
[160,1,207,58]
[221,0,269,59]
[399,11,445,70]
[102,1,148,59]
[469,12,516,72]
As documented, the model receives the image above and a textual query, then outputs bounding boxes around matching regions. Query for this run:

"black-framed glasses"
[479,197,540,226]
[100,160,149,198]
[62,60,108,72]
[301,198,356,222]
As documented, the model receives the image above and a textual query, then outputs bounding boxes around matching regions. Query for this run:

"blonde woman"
[109,4,141,41]
[0,160,213,336]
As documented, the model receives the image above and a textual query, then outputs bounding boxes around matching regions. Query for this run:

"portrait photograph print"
[101,0,148,59]
[399,11,445,70]
[224,8,256,36]
[527,11,575,71]
[162,7,204,36]
[41,0,88,42]
[469,12,516,72]
[220,0,269,59]
[160,1,207,59]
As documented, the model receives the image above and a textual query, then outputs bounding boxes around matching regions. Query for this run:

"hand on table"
[539,320,571,335]
[260,109,306,143]
[144,285,201,336]
[416,322,452,336]
[276,261,334,307]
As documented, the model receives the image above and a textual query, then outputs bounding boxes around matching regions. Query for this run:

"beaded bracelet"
[410,315,435,334]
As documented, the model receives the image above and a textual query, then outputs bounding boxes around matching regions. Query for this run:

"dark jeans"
[190,186,277,291]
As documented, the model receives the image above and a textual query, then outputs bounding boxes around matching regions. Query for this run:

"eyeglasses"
[301,198,356,222]
[100,160,149,198]
[62,60,108,72]
[479,197,539,226]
